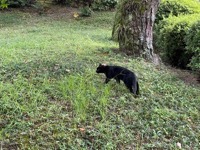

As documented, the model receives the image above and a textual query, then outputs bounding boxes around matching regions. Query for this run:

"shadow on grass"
[0,12,27,28]
[0,58,89,82]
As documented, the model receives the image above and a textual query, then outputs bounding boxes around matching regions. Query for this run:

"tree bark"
[113,0,160,61]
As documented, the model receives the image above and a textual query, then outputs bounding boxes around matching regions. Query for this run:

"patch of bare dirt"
[1,5,79,19]
[43,6,78,19]
[169,67,200,86]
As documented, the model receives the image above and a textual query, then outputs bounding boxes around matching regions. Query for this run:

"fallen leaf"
[73,12,79,18]
[177,142,181,149]
[79,128,85,132]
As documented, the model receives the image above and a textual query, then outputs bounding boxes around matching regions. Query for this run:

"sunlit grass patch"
[48,70,111,121]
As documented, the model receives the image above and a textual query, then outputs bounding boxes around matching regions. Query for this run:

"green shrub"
[53,0,117,10]
[92,0,118,10]
[156,0,200,23]
[185,21,200,71]
[79,6,93,17]
[6,0,36,7]
[0,0,8,9]
[53,0,91,6]
[53,0,68,5]
[155,14,200,69]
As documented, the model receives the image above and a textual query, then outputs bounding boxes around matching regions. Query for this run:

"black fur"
[96,64,139,95]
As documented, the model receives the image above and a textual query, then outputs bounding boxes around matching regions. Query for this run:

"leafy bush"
[92,0,118,10]
[53,0,117,10]
[185,21,200,71]
[53,0,68,5]
[53,0,92,6]
[3,0,36,7]
[79,6,93,17]
[0,0,8,9]
[156,0,200,24]
[155,14,200,69]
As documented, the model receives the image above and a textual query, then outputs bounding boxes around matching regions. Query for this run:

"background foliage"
[155,14,200,69]
[0,0,36,8]
[185,21,200,71]
[0,0,118,10]
[0,0,8,8]
[92,0,117,10]
[154,0,200,72]
[155,0,200,24]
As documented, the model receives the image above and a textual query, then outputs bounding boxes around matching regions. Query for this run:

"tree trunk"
[113,0,160,61]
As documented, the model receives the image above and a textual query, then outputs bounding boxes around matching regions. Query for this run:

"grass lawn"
[0,8,200,149]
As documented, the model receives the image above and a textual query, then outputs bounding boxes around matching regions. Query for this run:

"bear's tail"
[136,82,139,95]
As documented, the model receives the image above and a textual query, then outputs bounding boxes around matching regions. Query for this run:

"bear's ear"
[98,63,107,67]
[101,63,107,66]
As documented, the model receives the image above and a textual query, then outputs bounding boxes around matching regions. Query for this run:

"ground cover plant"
[0,9,200,149]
